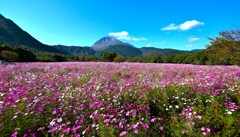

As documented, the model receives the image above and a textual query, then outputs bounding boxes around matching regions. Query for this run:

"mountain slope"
[99,44,142,57]
[54,45,95,56]
[0,14,64,54]
[140,47,203,57]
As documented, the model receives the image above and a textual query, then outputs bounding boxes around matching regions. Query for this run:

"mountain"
[140,47,203,57]
[0,14,64,54]
[54,45,95,56]
[92,36,142,57]
[92,36,124,51]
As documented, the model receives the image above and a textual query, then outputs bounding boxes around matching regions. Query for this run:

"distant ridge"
[140,47,203,57]
[54,45,95,56]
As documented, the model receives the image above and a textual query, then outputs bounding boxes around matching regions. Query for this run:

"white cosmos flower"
[49,119,56,126]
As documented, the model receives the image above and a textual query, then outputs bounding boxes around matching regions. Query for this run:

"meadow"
[0,62,239,137]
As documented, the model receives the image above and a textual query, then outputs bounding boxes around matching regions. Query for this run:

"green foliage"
[185,51,208,65]
[0,44,36,62]
[162,55,176,63]
[205,28,240,65]
[152,56,163,63]
[172,54,190,64]
[102,51,117,62]
[0,50,19,62]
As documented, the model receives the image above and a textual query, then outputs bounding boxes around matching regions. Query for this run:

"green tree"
[162,55,175,63]
[15,48,36,62]
[185,52,208,65]
[0,50,19,62]
[172,54,190,64]
[205,28,240,65]
[152,56,163,63]
[51,54,66,62]
[102,52,117,62]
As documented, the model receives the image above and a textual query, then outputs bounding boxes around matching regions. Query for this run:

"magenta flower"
[38,107,44,112]
[63,128,70,134]
[72,125,81,133]
[134,129,138,133]
[119,131,128,136]
[104,119,110,124]
[206,128,211,133]
[195,115,202,120]
[151,118,156,123]
[11,132,18,137]
[159,126,164,131]
[202,132,207,136]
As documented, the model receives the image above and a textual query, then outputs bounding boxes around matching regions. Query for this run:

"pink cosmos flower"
[151,118,156,123]
[11,132,18,137]
[119,131,128,136]
[159,126,164,131]
[72,125,81,133]
[206,128,211,133]
[63,128,70,134]
[104,119,110,124]
[202,132,207,136]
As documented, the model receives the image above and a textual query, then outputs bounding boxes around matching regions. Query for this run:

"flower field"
[0,62,240,136]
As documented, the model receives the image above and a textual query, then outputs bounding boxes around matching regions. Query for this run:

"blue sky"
[0,0,239,50]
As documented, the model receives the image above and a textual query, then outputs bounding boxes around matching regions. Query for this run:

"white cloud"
[188,36,200,42]
[108,31,146,41]
[161,23,179,31]
[180,20,204,31]
[161,20,204,31]
[145,44,152,47]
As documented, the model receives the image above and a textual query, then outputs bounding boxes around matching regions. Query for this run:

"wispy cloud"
[188,36,200,42]
[109,31,146,41]
[145,44,152,47]
[161,20,204,31]
[161,23,179,31]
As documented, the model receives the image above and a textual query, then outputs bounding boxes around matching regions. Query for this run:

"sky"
[0,0,240,50]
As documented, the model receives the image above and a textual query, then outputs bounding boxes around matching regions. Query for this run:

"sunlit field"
[0,62,239,136]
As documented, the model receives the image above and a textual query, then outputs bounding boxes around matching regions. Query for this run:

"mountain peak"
[92,36,124,51]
